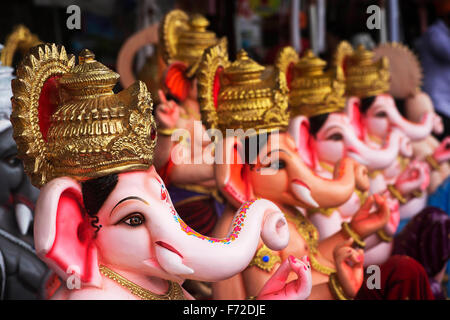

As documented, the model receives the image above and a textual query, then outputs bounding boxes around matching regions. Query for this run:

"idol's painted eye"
[3,151,21,168]
[122,213,145,227]
[326,132,343,141]
[4,155,21,167]
[270,159,287,170]
[374,110,387,118]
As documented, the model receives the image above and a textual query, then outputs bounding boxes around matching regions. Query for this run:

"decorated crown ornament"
[197,39,289,134]
[11,43,157,188]
[0,25,42,67]
[275,47,346,117]
[373,43,422,99]
[0,44,15,133]
[333,41,390,99]
[159,9,218,78]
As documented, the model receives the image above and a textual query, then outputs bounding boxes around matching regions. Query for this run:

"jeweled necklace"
[286,208,337,275]
[99,265,186,300]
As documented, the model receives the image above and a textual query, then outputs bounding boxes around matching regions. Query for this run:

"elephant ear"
[215,137,255,208]
[163,61,190,102]
[288,115,317,168]
[34,177,101,287]
[346,96,364,140]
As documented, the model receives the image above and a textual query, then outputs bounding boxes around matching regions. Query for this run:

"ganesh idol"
[148,9,226,236]
[272,46,437,299]
[194,39,418,300]
[275,47,411,267]
[371,43,450,195]
[334,42,447,232]
[9,43,313,300]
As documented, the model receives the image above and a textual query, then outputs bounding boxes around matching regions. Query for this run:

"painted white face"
[315,113,356,165]
[363,95,391,140]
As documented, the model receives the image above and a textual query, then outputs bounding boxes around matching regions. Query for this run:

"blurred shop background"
[0,0,446,69]
[0,0,448,114]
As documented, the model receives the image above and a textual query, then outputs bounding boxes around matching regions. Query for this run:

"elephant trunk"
[388,108,434,141]
[150,199,289,282]
[292,157,361,208]
[347,128,409,170]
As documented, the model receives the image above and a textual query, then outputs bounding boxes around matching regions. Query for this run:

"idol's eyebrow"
[260,148,290,164]
[265,149,290,158]
[323,125,340,137]
[110,196,149,216]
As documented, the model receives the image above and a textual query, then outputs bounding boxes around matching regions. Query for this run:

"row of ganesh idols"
[0,10,449,300]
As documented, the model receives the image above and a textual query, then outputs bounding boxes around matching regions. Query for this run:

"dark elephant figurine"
[0,49,52,299]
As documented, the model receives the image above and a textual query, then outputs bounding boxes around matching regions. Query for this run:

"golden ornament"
[387,184,407,204]
[341,222,366,248]
[99,265,186,300]
[159,9,218,78]
[276,47,346,117]
[0,24,42,67]
[328,272,353,300]
[248,244,282,272]
[197,39,289,134]
[286,208,336,275]
[11,44,157,187]
[334,41,390,99]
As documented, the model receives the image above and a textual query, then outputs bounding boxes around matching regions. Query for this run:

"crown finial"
[190,14,209,31]
[79,48,95,63]
[236,49,248,60]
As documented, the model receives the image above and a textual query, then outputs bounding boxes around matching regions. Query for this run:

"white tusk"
[15,203,33,235]
[291,183,319,208]
[155,246,194,276]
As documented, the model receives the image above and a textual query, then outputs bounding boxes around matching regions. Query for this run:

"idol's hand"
[257,256,312,300]
[334,240,364,298]
[155,90,180,129]
[433,136,450,163]
[350,194,390,238]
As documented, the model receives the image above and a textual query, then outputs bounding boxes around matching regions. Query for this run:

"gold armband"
[341,222,366,248]
[425,155,440,171]
[157,128,176,136]
[248,245,281,272]
[328,272,353,300]
[376,229,393,242]
[412,190,423,198]
[387,184,407,204]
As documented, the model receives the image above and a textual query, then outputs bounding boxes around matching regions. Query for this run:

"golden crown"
[11,44,157,187]
[197,39,289,134]
[159,9,218,78]
[334,41,390,98]
[276,47,346,117]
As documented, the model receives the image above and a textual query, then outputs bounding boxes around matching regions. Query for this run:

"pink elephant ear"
[346,97,364,140]
[288,116,316,168]
[215,137,255,208]
[34,177,101,287]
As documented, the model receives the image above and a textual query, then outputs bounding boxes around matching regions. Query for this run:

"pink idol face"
[314,113,367,166]
[363,95,393,140]
[247,132,315,208]
[92,168,180,281]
